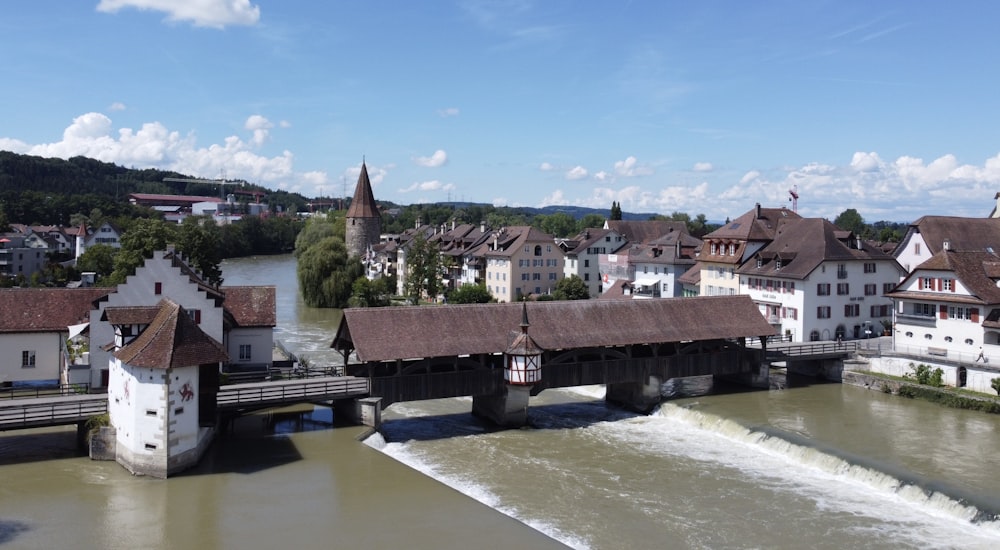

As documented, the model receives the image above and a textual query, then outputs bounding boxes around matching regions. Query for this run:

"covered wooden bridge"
[331,295,776,425]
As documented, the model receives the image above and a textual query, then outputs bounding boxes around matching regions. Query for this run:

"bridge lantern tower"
[505,302,542,385]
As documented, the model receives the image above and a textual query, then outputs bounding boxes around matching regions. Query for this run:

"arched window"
[534,245,542,256]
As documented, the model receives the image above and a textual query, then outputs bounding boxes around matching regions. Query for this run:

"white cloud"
[346,163,389,188]
[108,102,126,111]
[566,165,588,180]
[414,149,448,168]
[400,180,456,193]
[593,171,610,181]
[244,115,273,147]
[613,156,653,177]
[850,151,881,173]
[437,107,460,117]
[96,0,260,28]
[693,162,713,172]
[539,162,555,171]
[539,189,568,206]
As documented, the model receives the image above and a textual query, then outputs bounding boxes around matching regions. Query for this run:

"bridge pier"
[606,375,663,414]
[332,397,383,429]
[472,385,531,427]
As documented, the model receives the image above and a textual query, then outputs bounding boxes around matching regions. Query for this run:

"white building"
[738,218,904,341]
[894,216,1000,274]
[558,228,627,298]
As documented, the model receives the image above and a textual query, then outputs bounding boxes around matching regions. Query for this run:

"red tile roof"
[0,288,112,332]
[114,299,228,369]
[221,286,276,327]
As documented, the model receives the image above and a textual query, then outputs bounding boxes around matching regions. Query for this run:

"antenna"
[788,185,799,212]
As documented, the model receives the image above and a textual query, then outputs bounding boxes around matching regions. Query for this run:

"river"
[2,254,1000,549]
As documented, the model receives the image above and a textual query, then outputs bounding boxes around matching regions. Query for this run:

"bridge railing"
[0,397,107,430]
[216,377,368,408]
[766,341,859,357]
[0,383,92,400]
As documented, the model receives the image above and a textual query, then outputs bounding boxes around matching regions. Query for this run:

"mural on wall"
[179,381,194,402]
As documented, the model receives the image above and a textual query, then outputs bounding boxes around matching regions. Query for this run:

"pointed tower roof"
[114,298,229,369]
[346,162,379,218]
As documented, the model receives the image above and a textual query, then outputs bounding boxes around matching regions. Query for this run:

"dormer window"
[775,258,782,270]
[756,257,762,268]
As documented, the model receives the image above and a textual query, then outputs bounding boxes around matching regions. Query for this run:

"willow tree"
[296,235,363,308]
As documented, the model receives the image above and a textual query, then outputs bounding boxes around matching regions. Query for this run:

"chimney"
[451,220,455,231]
[943,238,951,251]
[755,203,761,219]
[480,220,486,233]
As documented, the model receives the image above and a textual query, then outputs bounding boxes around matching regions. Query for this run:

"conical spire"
[346,161,379,218]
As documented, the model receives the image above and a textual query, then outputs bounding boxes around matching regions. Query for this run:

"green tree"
[404,234,441,304]
[76,243,116,279]
[991,377,1000,396]
[348,277,392,308]
[106,218,177,286]
[177,217,224,285]
[296,236,363,308]
[552,275,590,300]
[577,213,606,233]
[448,283,493,304]
[610,201,622,221]
[833,208,866,235]
[536,212,576,238]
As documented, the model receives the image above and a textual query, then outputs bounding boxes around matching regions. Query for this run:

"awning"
[633,277,660,287]
[67,322,89,339]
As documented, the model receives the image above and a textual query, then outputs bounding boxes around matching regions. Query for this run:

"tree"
[991,377,1000,396]
[610,201,622,221]
[833,208,865,235]
[536,212,576,238]
[177,217,223,285]
[348,277,392,308]
[76,243,116,279]
[552,275,590,300]
[577,214,606,233]
[296,235,362,307]
[106,218,177,286]
[404,234,442,303]
[448,283,493,304]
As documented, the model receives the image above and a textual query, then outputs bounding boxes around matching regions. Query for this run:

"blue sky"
[3,1,1000,223]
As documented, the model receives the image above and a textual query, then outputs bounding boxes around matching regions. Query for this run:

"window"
[837,264,848,279]
[817,306,831,319]
[949,306,971,320]
[883,282,895,294]
[584,259,590,268]
[864,284,877,296]
[871,304,891,317]
[711,243,718,255]
[548,273,557,280]
[837,283,850,295]
[21,350,36,368]
[863,262,877,273]
[521,273,529,281]
[922,277,934,290]
[239,344,252,361]
[532,273,541,280]
[914,303,935,317]
[943,279,953,291]
[155,282,162,295]
[534,245,542,256]
[729,244,736,256]
[914,243,921,255]
[817,283,830,296]
[584,273,590,281]
[844,304,860,317]
[187,309,201,324]
[786,307,798,320]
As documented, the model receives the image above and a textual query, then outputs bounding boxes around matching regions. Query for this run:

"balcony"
[896,313,937,328]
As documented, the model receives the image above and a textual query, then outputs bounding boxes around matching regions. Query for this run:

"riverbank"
[843,369,1000,414]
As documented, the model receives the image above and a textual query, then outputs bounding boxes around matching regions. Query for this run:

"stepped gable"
[335,295,775,362]
[114,298,228,369]
[346,162,379,219]
[0,288,112,332]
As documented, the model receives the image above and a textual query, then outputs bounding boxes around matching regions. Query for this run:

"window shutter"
[936,278,942,291]
[972,308,979,323]
[950,280,956,293]
[939,305,947,319]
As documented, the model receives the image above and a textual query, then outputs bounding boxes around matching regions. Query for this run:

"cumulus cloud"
[109,102,126,111]
[566,165,588,180]
[400,180,456,193]
[96,0,260,28]
[593,171,610,181]
[1,111,312,190]
[414,149,448,168]
[613,156,653,177]
[693,162,713,172]
[437,107,460,117]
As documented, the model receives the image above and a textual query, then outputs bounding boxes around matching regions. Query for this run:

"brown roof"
[737,218,899,279]
[222,286,276,327]
[901,216,1000,256]
[605,220,687,244]
[705,204,801,242]
[334,296,776,362]
[481,226,556,258]
[346,162,379,218]
[0,288,112,332]
[114,299,228,369]
[888,249,1000,305]
[103,306,160,325]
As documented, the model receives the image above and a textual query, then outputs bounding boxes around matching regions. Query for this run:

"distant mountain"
[437,202,659,221]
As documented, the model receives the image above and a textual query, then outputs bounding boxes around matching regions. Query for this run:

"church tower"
[345,161,381,260]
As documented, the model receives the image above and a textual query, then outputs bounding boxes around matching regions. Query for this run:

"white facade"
[108,357,204,477]
[89,250,226,387]
[0,332,64,385]
[891,267,988,357]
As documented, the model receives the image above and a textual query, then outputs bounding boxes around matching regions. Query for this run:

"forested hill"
[0,151,309,225]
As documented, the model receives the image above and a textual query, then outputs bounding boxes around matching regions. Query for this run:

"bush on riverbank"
[896,385,1000,414]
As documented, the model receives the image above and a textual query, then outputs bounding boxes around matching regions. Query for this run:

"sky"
[3,1,1000,223]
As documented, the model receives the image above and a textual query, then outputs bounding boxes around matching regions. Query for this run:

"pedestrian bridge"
[0,376,370,432]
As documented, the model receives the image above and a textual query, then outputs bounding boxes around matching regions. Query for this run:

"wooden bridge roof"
[333,295,776,363]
